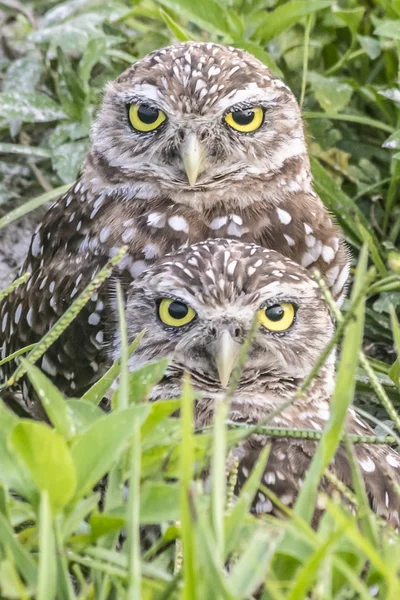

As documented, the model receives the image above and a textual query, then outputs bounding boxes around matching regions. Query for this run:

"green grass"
[1,0,400,597]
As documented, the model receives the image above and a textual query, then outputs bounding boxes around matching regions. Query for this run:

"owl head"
[115,239,334,395]
[89,42,307,208]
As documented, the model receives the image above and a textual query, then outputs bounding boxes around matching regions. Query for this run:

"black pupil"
[137,105,159,124]
[232,109,255,126]
[168,301,189,320]
[265,305,284,322]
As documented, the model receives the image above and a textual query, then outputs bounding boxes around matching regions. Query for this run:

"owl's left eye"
[224,106,264,133]
[128,103,166,132]
[158,298,196,327]
[257,303,295,332]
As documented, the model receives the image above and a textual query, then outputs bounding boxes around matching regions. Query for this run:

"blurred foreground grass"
[1,0,400,597]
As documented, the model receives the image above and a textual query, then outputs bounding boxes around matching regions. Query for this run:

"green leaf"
[159,7,190,42]
[70,405,149,499]
[0,513,37,586]
[374,19,400,40]
[37,491,57,600]
[21,358,76,440]
[141,399,180,439]
[0,142,51,159]
[10,422,77,511]
[0,183,72,230]
[232,40,283,77]
[225,446,270,556]
[90,512,125,541]
[0,559,31,599]
[113,358,169,406]
[389,306,400,388]
[81,332,145,404]
[228,528,282,597]
[310,158,379,248]
[61,493,100,540]
[333,7,365,34]
[0,91,66,123]
[55,47,86,121]
[357,35,381,59]
[66,399,105,431]
[52,140,90,183]
[158,0,235,36]
[29,14,108,55]
[294,245,368,524]
[308,73,353,113]
[179,378,196,598]
[253,0,331,43]
[0,402,36,500]
[79,37,107,87]
[128,358,169,404]
[3,54,44,93]
[139,481,180,523]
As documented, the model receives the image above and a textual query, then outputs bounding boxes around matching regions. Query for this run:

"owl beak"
[215,330,241,388]
[180,133,206,186]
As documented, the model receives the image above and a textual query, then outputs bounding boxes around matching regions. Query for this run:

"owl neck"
[82,150,313,213]
[148,364,335,429]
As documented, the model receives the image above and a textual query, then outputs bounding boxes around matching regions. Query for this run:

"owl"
[114,239,400,527]
[0,41,349,415]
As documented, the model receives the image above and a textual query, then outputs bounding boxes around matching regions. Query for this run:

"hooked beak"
[180,133,206,186]
[215,330,241,388]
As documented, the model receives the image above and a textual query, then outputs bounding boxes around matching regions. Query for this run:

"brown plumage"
[0,42,349,414]
[116,239,400,527]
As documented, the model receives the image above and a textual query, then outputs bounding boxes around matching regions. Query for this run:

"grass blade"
[294,244,369,524]
[37,490,56,600]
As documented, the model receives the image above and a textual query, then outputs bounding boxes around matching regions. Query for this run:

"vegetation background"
[0,0,400,598]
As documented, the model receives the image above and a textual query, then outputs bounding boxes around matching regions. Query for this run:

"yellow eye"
[257,303,295,332]
[224,106,264,133]
[128,103,166,132]
[158,298,196,327]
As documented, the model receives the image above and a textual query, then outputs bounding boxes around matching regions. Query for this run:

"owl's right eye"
[128,103,166,132]
[158,298,196,327]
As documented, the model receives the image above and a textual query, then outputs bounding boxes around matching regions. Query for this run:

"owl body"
[1,42,348,412]
[117,239,400,527]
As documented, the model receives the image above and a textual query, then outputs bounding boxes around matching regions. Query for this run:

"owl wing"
[0,183,120,416]
[233,425,400,528]
[253,198,350,303]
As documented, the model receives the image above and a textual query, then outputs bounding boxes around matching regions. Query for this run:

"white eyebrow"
[215,84,279,111]
[130,83,162,102]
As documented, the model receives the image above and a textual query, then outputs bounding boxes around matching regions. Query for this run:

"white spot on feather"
[88,313,100,326]
[386,454,400,468]
[99,227,110,243]
[283,234,295,246]
[41,356,57,377]
[210,216,228,230]
[276,207,292,225]
[359,457,375,473]
[322,245,335,263]
[168,216,189,233]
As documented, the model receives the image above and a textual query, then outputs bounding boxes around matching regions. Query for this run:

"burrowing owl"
[115,239,400,526]
[0,42,349,413]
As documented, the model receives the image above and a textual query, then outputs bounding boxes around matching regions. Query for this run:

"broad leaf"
[10,422,77,511]
[0,92,66,123]
[70,405,149,499]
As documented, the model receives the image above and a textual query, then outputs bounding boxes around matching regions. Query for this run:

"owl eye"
[158,298,196,327]
[257,303,295,332]
[128,103,166,132]
[224,106,264,133]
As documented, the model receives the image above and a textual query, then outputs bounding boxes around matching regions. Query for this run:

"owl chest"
[86,200,276,277]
